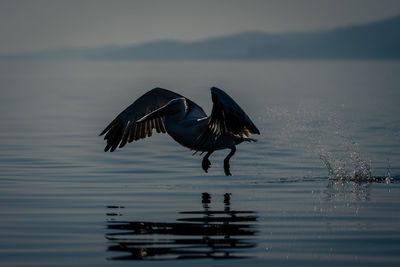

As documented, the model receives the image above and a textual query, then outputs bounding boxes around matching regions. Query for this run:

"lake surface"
[0,60,399,266]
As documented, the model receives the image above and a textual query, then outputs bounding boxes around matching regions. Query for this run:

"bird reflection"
[105,193,257,260]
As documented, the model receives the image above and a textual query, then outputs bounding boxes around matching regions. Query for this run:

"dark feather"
[196,87,260,148]
[100,87,205,152]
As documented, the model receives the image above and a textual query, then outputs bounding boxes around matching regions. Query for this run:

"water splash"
[385,161,392,184]
[319,152,373,182]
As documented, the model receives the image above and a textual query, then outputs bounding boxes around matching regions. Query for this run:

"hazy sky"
[1,0,400,53]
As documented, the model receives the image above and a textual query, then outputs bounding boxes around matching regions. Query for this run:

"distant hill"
[2,15,400,60]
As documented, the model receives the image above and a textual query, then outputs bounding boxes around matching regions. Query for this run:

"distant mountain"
[2,15,400,60]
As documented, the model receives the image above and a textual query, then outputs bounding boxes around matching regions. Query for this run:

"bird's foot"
[224,160,232,176]
[202,158,211,173]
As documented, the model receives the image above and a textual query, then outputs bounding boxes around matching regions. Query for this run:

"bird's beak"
[136,103,176,123]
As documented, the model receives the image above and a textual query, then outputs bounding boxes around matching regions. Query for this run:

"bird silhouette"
[100,87,259,175]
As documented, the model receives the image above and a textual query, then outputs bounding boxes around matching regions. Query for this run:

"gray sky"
[1,0,400,53]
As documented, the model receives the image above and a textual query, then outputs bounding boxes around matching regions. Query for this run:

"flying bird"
[100,87,260,175]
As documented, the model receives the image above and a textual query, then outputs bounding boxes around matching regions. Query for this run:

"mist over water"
[0,60,399,266]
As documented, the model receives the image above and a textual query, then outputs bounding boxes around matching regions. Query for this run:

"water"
[0,60,399,266]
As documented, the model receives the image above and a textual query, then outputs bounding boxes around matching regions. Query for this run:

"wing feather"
[159,117,166,133]
[100,87,205,152]
[128,123,135,143]
[100,88,182,151]
[118,120,131,148]
[200,87,260,143]
[154,119,160,133]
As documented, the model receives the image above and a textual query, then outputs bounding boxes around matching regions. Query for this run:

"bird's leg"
[202,151,213,173]
[224,146,236,176]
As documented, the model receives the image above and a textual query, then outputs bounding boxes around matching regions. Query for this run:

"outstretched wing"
[203,87,260,140]
[100,87,199,152]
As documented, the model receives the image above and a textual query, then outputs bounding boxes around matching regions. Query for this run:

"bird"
[99,87,260,176]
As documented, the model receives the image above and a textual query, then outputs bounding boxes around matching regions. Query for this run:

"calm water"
[0,60,399,266]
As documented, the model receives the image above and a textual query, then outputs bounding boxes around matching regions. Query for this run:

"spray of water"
[319,151,373,182]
